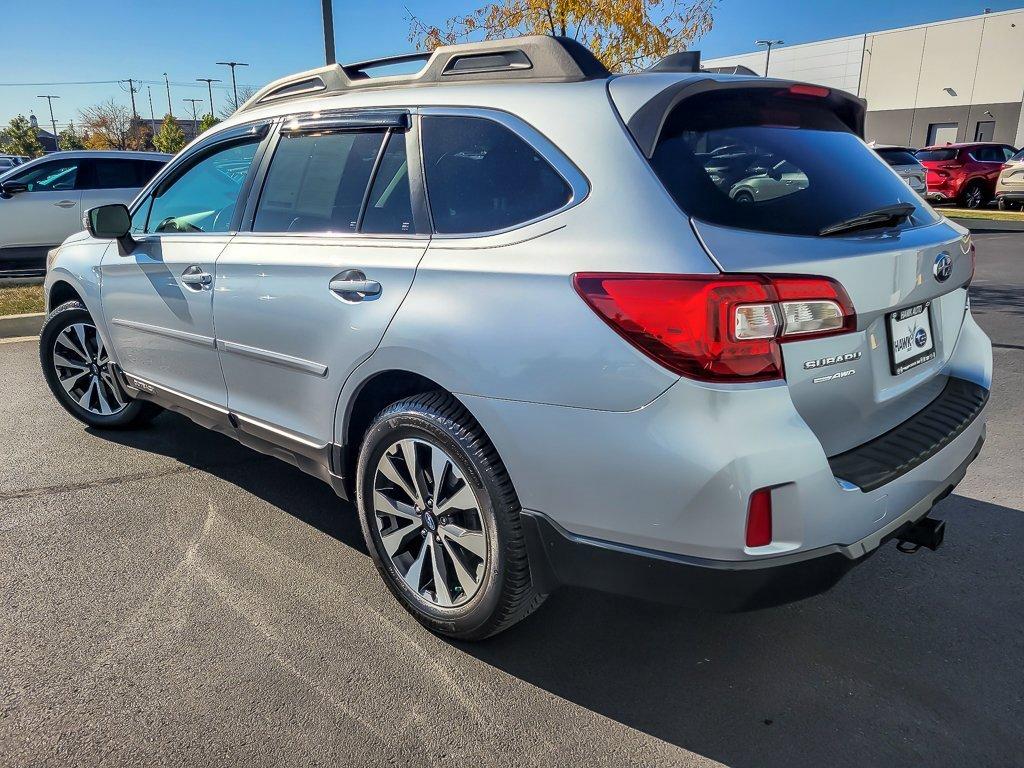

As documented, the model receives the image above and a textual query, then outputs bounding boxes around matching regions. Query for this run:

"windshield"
[916,149,958,162]
[648,89,935,237]
[876,148,920,166]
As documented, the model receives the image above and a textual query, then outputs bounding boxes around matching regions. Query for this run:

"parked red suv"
[916,142,1018,209]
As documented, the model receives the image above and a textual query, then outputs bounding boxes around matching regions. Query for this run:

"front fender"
[44,237,114,356]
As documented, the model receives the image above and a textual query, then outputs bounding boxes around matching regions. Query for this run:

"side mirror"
[85,204,136,254]
[0,181,28,198]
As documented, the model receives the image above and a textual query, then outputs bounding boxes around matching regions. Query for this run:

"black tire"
[998,197,1021,212]
[356,391,546,640]
[959,181,988,209]
[39,301,161,429]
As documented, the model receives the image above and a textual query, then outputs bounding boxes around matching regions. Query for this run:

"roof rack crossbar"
[239,35,610,114]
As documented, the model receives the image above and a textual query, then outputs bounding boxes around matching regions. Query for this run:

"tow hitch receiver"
[895,516,946,553]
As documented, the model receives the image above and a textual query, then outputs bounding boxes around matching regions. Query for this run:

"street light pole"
[37,94,60,139]
[162,73,173,117]
[184,98,202,124]
[216,61,249,113]
[754,39,784,77]
[197,77,221,117]
[322,0,336,65]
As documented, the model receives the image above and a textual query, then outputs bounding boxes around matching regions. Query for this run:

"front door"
[214,119,427,454]
[0,157,83,269]
[101,137,263,407]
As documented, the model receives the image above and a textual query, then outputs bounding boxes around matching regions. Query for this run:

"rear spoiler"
[625,78,867,158]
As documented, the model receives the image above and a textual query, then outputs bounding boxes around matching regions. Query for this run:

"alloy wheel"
[965,186,983,209]
[51,322,128,416]
[372,438,488,608]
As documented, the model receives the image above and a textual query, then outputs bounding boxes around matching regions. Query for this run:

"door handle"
[181,266,213,289]
[330,276,381,300]
[54,200,77,208]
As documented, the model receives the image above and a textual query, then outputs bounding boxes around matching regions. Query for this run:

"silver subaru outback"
[41,37,991,639]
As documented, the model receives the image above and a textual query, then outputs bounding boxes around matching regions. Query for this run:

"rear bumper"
[995,190,1024,201]
[523,430,985,610]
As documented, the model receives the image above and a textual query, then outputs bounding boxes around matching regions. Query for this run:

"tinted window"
[82,159,142,189]
[916,149,958,162]
[649,90,935,237]
[144,140,258,234]
[422,115,572,234]
[254,130,384,233]
[971,147,1001,162]
[9,160,79,191]
[875,148,920,166]
[360,132,415,234]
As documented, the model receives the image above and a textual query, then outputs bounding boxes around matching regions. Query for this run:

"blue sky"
[1,0,1016,130]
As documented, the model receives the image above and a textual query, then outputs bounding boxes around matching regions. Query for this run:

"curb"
[949,217,1024,233]
[0,313,43,339]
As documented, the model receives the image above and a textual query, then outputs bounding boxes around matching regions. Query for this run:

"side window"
[9,160,79,191]
[144,140,258,234]
[360,132,415,234]
[137,160,166,185]
[253,130,384,233]
[421,115,572,234]
[84,159,140,189]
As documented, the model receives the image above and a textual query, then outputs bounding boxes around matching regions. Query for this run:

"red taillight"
[746,488,773,548]
[573,273,855,383]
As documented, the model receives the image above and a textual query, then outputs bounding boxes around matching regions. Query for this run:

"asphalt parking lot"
[1,233,1022,767]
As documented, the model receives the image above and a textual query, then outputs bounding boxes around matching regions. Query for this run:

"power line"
[0,79,253,89]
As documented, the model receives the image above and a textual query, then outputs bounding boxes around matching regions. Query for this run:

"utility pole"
[120,79,140,119]
[147,86,156,122]
[216,61,249,113]
[184,98,202,125]
[322,0,336,65]
[197,77,221,117]
[37,95,60,139]
[162,73,173,117]
[754,39,784,77]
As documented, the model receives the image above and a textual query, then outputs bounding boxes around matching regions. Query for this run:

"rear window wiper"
[818,202,916,237]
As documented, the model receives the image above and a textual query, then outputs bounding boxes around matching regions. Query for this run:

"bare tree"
[218,86,257,120]
[79,99,151,150]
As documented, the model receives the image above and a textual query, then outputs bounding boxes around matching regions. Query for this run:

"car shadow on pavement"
[968,284,1024,317]
[458,494,1024,767]
[85,413,1024,767]
[86,410,367,555]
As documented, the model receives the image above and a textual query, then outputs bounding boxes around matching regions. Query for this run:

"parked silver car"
[995,148,1024,210]
[873,145,927,193]
[41,37,991,639]
[0,150,170,276]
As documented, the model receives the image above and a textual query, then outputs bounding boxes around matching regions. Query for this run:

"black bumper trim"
[522,512,859,612]
[827,377,988,492]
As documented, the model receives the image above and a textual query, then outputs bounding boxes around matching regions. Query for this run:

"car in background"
[995,148,1024,211]
[0,155,25,173]
[0,150,171,276]
[729,159,809,203]
[872,145,926,193]
[916,142,1018,209]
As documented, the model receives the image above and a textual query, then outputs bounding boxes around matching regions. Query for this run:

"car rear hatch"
[916,148,962,192]
[609,75,975,456]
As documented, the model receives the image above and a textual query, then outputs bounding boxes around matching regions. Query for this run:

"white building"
[703,7,1024,148]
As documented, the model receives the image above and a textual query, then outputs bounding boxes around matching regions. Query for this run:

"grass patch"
[936,206,1024,222]
[0,284,45,316]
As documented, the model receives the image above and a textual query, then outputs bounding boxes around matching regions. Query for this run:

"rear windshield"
[875,148,920,166]
[649,89,935,237]
[916,149,958,162]
[1011,149,1024,162]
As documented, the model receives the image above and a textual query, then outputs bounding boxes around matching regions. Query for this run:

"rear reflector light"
[746,488,773,548]
[573,273,856,382]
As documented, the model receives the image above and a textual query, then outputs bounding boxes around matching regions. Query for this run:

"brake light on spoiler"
[573,273,856,382]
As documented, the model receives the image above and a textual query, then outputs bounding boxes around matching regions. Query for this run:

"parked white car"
[0,150,170,275]
[729,159,810,203]
[872,145,927,193]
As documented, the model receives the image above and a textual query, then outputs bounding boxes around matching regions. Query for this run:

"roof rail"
[239,35,610,113]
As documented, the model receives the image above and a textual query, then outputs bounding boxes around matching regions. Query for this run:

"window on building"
[421,115,572,234]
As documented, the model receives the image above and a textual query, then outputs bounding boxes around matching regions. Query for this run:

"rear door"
[615,81,972,455]
[213,112,428,455]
